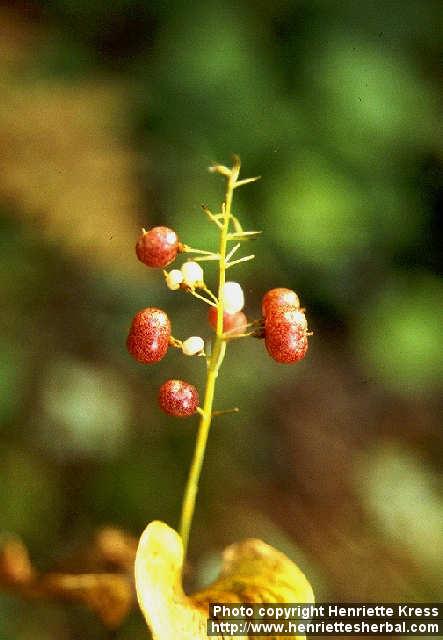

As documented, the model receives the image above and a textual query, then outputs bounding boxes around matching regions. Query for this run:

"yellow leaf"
[135,521,314,640]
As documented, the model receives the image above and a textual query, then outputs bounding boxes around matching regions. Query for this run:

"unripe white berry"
[181,261,204,286]
[166,269,183,290]
[223,281,245,313]
[182,336,205,356]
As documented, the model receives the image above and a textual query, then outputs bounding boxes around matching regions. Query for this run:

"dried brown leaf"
[0,536,133,629]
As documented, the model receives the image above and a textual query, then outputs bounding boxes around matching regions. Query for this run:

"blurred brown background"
[0,0,442,637]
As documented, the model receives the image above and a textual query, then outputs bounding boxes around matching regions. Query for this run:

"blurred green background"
[0,0,442,637]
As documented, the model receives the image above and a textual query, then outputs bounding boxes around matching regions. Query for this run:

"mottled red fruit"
[126,308,171,364]
[264,306,308,364]
[158,379,199,417]
[208,307,248,334]
[262,287,300,317]
[136,226,180,268]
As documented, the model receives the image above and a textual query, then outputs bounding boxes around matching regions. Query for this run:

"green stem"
[179,161,238,558]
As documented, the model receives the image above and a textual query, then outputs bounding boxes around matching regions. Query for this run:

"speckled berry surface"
[136,226,180,268]
[266,305,307,330]
[262,287,300,317]
[265,305,308,363]
[126,308,171,363]
[158,379,199,417]
[207,307,247,334]
[265,324,308,363]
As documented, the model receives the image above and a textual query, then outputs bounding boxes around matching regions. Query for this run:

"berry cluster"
[127,230,309,418]
[127,228,201,416]
[126,161,310,423]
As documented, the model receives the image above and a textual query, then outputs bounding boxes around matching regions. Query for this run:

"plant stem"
[179,161,238,559]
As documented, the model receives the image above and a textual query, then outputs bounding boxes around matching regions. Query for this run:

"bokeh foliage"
[0,0,442,637]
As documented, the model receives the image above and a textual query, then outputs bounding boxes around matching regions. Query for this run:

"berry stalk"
[178,157,240,558]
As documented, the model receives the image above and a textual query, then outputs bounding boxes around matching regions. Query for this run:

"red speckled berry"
[126,308,171,364]
[136,226,181,268]
[158,379,199,417]
[264,306,308,364]
[207,307,248,335]
[262,288,300,317]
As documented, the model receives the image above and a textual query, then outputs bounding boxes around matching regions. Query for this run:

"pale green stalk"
[178,160,240,558]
